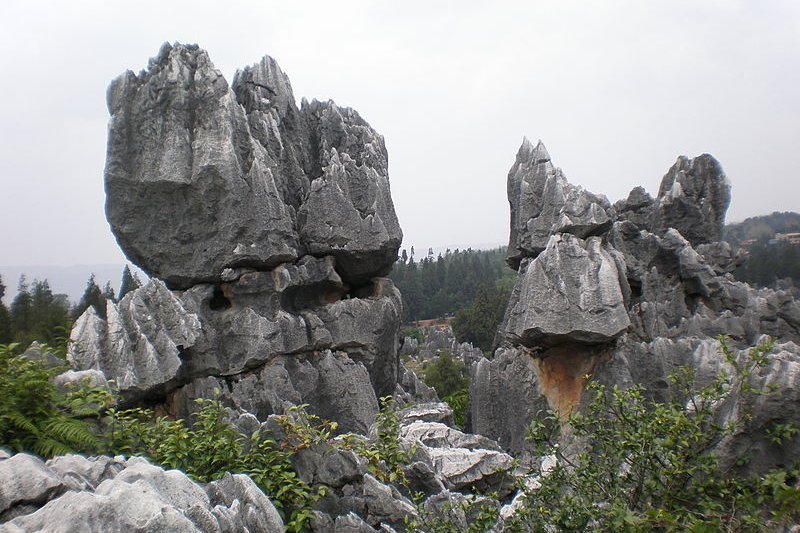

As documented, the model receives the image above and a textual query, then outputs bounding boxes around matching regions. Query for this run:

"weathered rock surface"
[0,454,283,533]
[76,43,405,423]
[502,234,630,347]
[507,138,612,268]
[68,278,201,401]
[479,140,800,472]
[652,154,731,246]
[105,43,401,289]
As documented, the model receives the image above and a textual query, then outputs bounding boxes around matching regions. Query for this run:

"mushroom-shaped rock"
[502,234,631,347]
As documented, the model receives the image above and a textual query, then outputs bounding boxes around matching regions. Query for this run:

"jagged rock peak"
[653,153,731,246]
[104,43,401,289]
[506,138,611,269]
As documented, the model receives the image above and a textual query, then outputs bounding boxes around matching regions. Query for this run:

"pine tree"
[102,281,116,302]
[72,274,107,320]
[0,275,11,343]
[10,276,33,342]
[28,280,70,345]
[118,265,141,301]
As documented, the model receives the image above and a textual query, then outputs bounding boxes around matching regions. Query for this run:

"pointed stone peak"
[517,137,551,165]
[233,54,296,115]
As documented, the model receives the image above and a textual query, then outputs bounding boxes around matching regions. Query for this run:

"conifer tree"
[0,275,11,343]
[117,265,141,301]
[72,274,107,320]
[10,276,33,341]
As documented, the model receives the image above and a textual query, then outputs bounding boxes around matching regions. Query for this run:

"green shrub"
[511,337,800,532]
[443,389,469,428]
[0,343,110,457]
[346,396,415,484]
[106,398,320,532]
[424,350,468,399]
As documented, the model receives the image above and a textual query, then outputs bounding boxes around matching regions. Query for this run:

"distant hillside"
[723,211,800,244]
[721,211,800,289]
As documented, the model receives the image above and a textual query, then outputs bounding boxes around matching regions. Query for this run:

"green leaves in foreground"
[513,337,800,532]
[106,398,320,533]
[0,343,110,457]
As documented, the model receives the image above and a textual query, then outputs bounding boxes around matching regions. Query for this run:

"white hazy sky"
[1,0,799,267]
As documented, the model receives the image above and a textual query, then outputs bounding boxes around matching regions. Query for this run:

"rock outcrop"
[474,140,800,474]
[0,453,283,532]
[68,43,404,436]
[105,43,401,290]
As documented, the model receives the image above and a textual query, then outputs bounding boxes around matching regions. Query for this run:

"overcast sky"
[1,0,799,268]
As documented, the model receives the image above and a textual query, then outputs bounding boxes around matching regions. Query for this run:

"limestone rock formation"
[0,454,283,533]
[507,138,612,269]
[476,140,800,473]
[502,234,630,347]
[69,43,404,435]
[105,43,401,289]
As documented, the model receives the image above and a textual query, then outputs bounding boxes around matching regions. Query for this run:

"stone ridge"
[105,42,402,289]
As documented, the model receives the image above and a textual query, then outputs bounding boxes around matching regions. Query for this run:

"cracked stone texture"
[506,138,612,268]
[0,455,283,533]
[478,141,800,473]
[501,234,630,347]
[105,43,401,289]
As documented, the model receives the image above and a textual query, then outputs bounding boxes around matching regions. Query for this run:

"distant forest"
[724,211,800,288]
[0,266,141,346]
[388,247,515,351]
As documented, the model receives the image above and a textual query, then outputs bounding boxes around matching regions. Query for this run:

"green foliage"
[443,389,469,428]
[106,398,319,532]
[423,350,468,399]
[275,403,339,451]
[117,265,142,301]
[0,343,111,457]
[510,337,800,532]
[9,276,70,346]
[0,275,11,344]
[348,397,415,484]
[452,282,510,352]
[389,247,514,323]
[402,326,426,344]
[405,493,500,533]
[72,273,108,319]
[734,241,800,288]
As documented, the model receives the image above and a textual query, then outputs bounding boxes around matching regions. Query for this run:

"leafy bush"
[424,350,468,399]
[0,343,110,457]
[510,337,800,532]
[106,398,320,532]
[346,396,415,484]
[443,389,469,428]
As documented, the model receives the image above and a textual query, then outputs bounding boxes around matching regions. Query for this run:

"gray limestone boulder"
[105,43,299,289]
[105,43,401,289]
[501,235,630,347]
[167,350,379,434]
[205,473,285,533]
[400,421,501,451]
[469,347,550,454]
[45,455,126,492]
[0,454,64,517]
[68,279,201,401]
[1,455,284,533]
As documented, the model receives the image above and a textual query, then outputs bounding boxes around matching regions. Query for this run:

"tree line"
[0,266,141,346]
[388,247,515,351]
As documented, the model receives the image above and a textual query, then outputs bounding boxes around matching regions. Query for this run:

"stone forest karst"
[1,43,799,532]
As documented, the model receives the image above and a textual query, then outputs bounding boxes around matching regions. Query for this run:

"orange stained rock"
[533,346,608,418]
